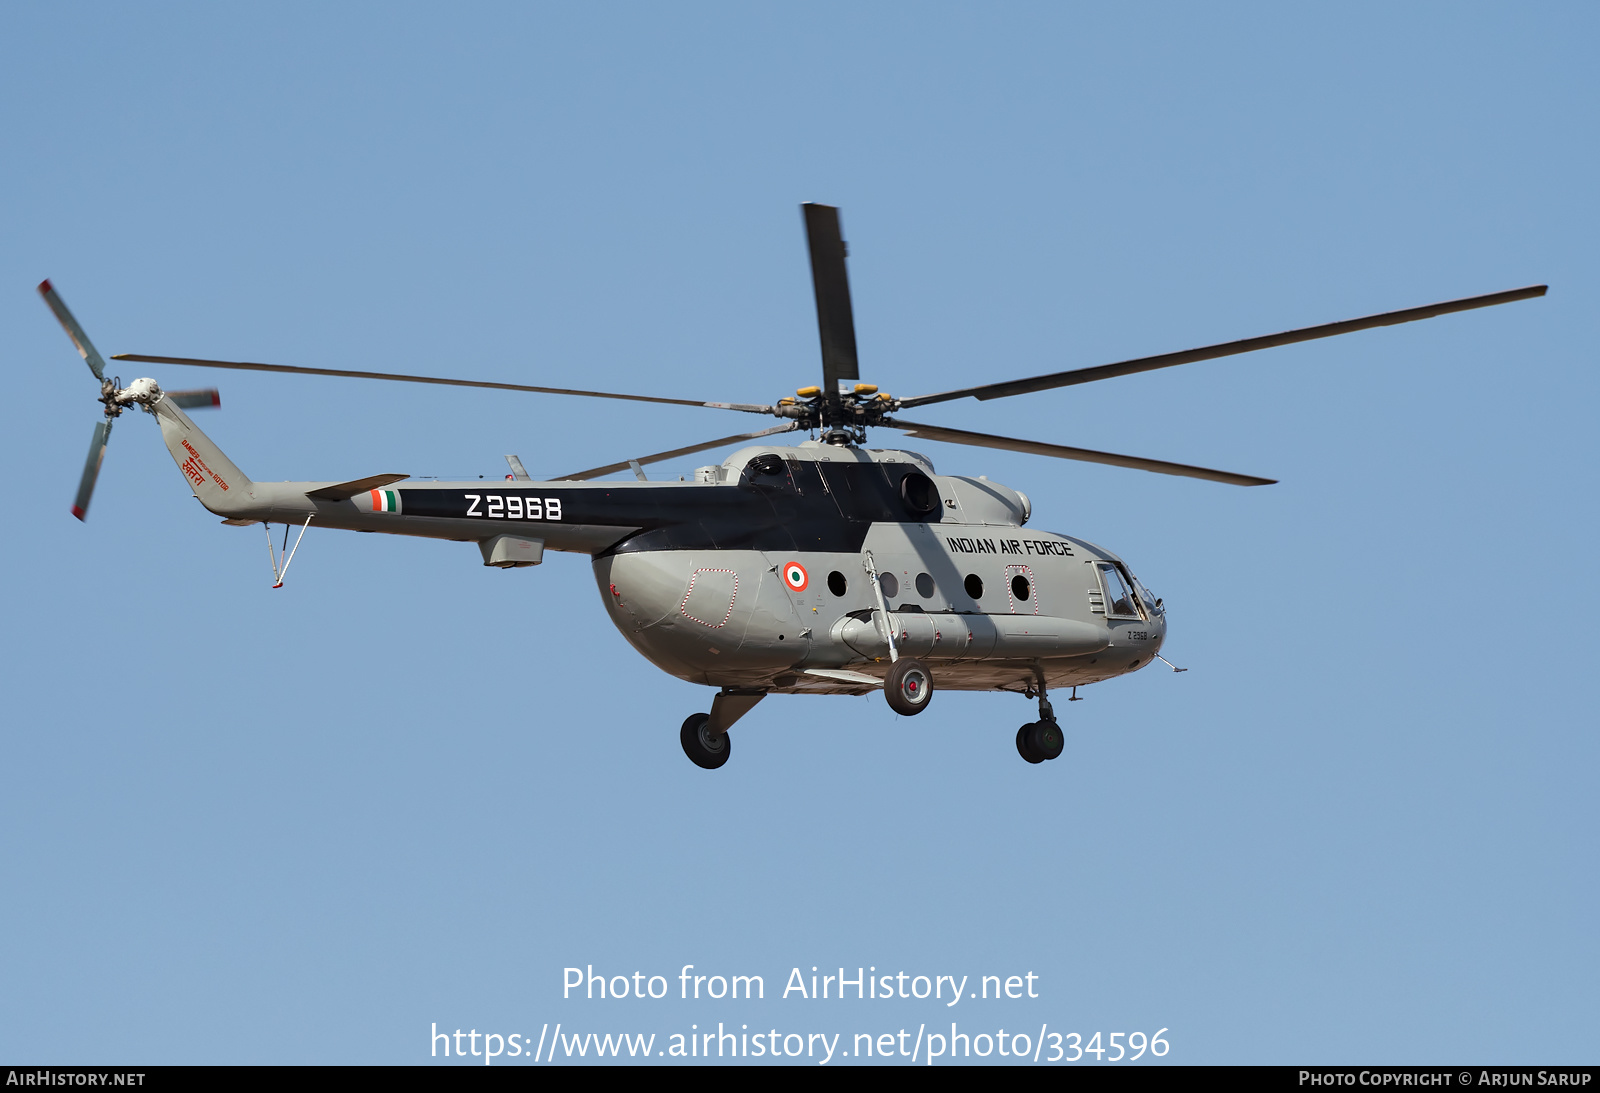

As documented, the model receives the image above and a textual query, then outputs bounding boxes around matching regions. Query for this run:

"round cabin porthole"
[964,574,984,599]
[1011,574,1030,601]
[915,572,935,598]
[828,571,848,596]
[879,572,900,598]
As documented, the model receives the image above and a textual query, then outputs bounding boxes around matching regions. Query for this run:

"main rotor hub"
[776,382,899,442]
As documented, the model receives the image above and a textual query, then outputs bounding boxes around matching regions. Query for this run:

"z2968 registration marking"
[464,495,562,521]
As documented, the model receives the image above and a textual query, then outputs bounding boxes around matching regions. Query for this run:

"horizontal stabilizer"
[306,473,409,501]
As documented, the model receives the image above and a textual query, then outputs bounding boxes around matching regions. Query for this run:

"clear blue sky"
[2,2,1594,1065]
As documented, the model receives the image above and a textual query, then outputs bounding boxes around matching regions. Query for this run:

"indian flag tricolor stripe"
[369,489,401,514]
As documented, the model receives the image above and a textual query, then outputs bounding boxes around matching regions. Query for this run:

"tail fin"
[151,394,253,514]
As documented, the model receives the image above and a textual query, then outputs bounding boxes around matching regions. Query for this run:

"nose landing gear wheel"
[884,658,933,716]
[680,712,731,769]
[1016,720,1064,764]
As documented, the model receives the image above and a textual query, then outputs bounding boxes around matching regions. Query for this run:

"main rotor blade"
[885,418,1276,486]
[109,354,772,414]
[900,285,1549,409]
[801,203,860,393]
[557,422,801,481]
[72,420,112,520]
[39,281,109,381]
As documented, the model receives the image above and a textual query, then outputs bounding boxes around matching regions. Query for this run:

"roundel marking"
[782,562,809,592]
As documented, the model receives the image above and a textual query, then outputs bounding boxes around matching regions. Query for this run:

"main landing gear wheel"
[680,712,731,769]
[884,658,933,716]
[1016,720,1064,764]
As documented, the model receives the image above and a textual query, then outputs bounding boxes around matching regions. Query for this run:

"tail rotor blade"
[38,280,109,382]
[165,388,222,409]
[72,420,112,521]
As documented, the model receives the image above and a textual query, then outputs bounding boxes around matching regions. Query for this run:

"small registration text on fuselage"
[946,535,1072,557]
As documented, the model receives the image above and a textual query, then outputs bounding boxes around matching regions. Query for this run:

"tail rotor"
[38,280,220,521]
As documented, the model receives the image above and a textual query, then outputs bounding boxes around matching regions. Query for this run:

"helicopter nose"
[600,553,681,629]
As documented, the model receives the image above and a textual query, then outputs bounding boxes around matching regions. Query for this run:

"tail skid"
[265,515,314,588]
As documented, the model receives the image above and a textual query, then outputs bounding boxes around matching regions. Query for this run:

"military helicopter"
[40,205,1546,768]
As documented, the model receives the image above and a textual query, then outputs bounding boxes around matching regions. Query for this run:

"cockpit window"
[1095,562,1143,620]
[1134,576,1161,614]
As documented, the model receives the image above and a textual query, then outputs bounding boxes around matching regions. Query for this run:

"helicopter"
[40,204,1546,769]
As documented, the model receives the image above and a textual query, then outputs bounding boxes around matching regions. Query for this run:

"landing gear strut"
[678,691,765,769]
[1016,687,1064,764]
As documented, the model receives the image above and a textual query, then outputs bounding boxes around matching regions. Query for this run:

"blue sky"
[1,2,1594,1065]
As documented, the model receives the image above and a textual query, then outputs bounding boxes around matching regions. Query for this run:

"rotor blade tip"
[38,279,53,294]
[71,505,85,520]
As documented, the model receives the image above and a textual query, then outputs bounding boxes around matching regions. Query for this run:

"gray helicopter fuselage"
[155,397,1163,697]
[593,442,1164,696]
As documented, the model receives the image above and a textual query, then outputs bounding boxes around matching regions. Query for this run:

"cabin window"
[964,574,984,599]
[915,572,936,598]
[828,571,848,597]
[1095,562,1143,620]
[878,572,899,598]
[1005,564,1038,614]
